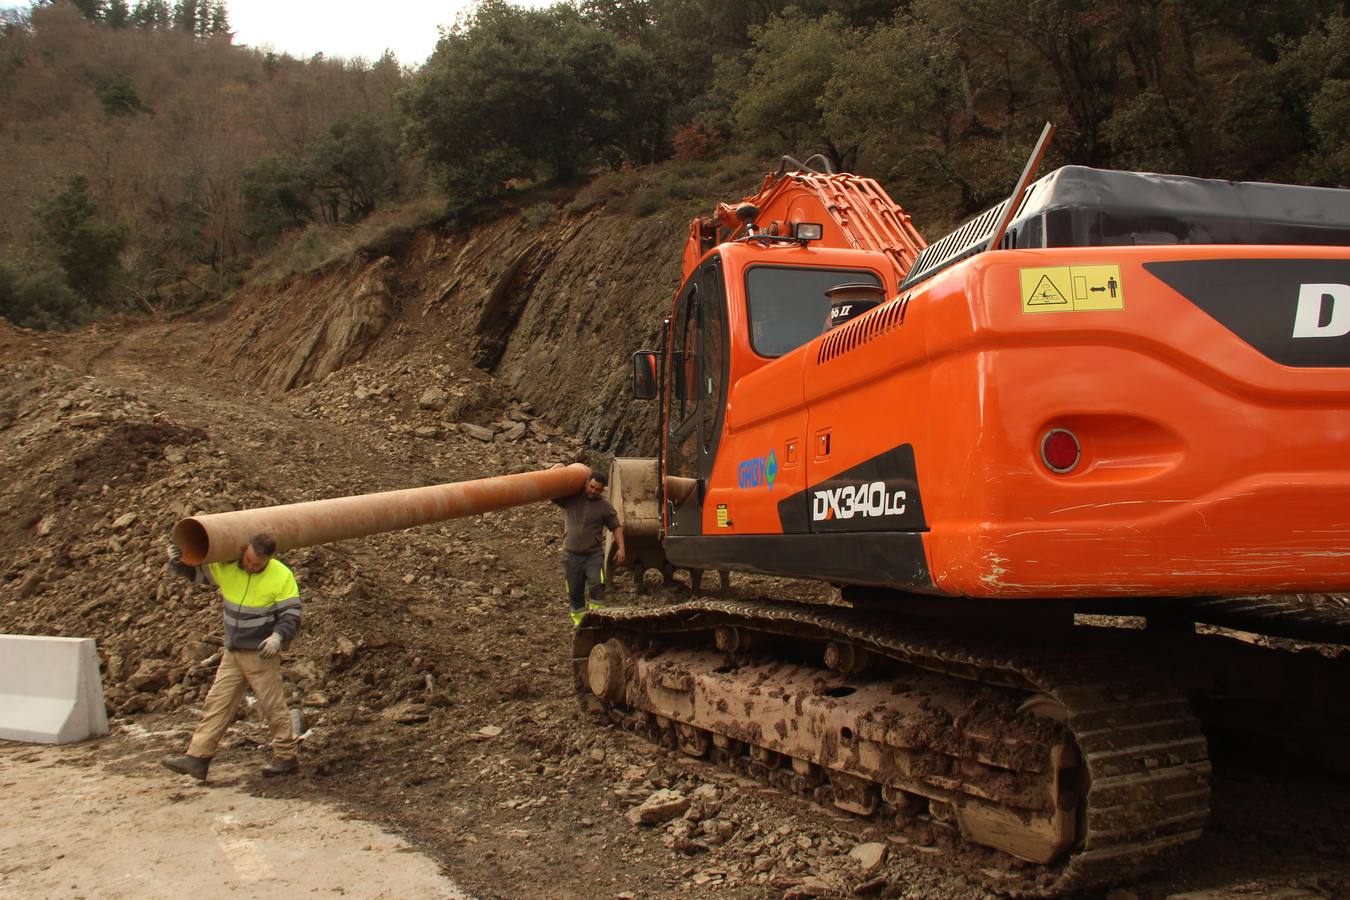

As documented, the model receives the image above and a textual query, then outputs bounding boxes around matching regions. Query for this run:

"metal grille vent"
[816,295,910,365]
[898,178,1047,291]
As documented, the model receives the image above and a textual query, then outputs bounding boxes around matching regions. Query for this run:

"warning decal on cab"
[1020,265,1123,313]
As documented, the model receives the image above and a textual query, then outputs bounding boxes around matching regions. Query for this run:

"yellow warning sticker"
[1020,265,1123,313]
[716,504,730,528]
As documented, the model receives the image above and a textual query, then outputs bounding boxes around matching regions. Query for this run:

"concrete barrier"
[0,636,109,744]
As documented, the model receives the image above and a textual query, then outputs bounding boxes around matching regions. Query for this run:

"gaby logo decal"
[737,451,778,489]
[812,481,907,521]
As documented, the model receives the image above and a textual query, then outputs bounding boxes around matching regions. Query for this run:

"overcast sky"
[2,1,555,66]
[226,0,471,66]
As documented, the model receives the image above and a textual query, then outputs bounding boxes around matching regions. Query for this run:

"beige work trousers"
[187,648,297,761]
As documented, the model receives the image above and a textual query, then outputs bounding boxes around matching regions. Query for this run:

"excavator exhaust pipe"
[172,463,592,565]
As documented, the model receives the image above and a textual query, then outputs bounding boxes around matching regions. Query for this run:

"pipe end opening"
[173,518,210,566]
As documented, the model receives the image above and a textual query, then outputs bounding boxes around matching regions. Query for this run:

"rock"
[460,423,496,442]
[692,783,719,802]
[111,512,137,530]
[784,878,833,899]
[163,446,187,464]
[127,660,169,692]
[626,789,690,826]
[851,876,887,895]
[476,724,504,738]
[414,426,441,438]
[849,842,887,876]
[289,659,321,685]
[303,691,331,707]
[418,387,449,411]
[180,640,216,664]
[589,747,606,762]
[501,422,527,442]
[384,702,431,724]
[35,515,55,536]
[16,571,43,598]
[1105,891,1139,900]
[332,636,359,666]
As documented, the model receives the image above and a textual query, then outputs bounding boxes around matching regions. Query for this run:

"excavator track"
[574,599,1211,897]
[1188,594,1350,646]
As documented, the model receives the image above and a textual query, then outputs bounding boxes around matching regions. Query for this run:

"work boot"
[161,754,210,781]
[261,757,299,778]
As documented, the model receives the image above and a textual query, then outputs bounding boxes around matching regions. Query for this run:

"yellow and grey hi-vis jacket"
[194,559,301,651]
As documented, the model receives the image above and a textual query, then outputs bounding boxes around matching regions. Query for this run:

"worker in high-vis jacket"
[160,533,302,781]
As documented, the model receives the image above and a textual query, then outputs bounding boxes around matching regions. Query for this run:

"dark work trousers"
[564,549,606,614]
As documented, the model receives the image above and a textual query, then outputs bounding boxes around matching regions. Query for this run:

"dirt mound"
[204,210,680,456]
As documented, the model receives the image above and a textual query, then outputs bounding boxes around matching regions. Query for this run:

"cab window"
[701,267,726,450]
[670,282,698,427]
[745,266,883,358]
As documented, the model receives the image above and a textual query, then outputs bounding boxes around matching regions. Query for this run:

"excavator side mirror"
[632,350,658,401]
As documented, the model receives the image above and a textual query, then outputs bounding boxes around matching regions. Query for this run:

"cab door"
[665,257,729,536]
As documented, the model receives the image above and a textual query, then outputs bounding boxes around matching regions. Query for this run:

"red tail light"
[1041,429,1081,474]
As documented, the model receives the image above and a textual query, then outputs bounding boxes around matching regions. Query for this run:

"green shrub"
[0,264,87,330]
[522,202,557,228]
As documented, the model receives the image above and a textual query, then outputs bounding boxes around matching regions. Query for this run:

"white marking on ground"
[212,814,276,882]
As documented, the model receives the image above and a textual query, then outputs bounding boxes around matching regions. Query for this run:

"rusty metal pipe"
[172,463,591,565]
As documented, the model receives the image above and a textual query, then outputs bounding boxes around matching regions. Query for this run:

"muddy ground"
[1,316,1347,899]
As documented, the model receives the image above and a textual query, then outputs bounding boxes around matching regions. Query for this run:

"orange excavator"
[578,129,1350,893]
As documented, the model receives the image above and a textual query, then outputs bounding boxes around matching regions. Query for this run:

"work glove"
[259,633,283,659]
[166,543,195,579]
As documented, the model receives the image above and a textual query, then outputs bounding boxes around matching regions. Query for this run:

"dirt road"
[0,725,466,899]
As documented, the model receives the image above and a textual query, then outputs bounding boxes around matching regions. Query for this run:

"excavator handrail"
[695,170,927,282]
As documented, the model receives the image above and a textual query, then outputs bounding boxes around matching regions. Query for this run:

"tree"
[35,175,129,302]
[96,72,146,115]
[400,1,666,211]
[307,116,398,224]
[131,0,170,28]
[172,0,199,34]
[731,10,858,171]
[241,155,315,244]
[206,0,227,36]
[71,0,106,21]
[1218,13,1350,182]
[823,10,1019,215]
[106,0,130,28]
